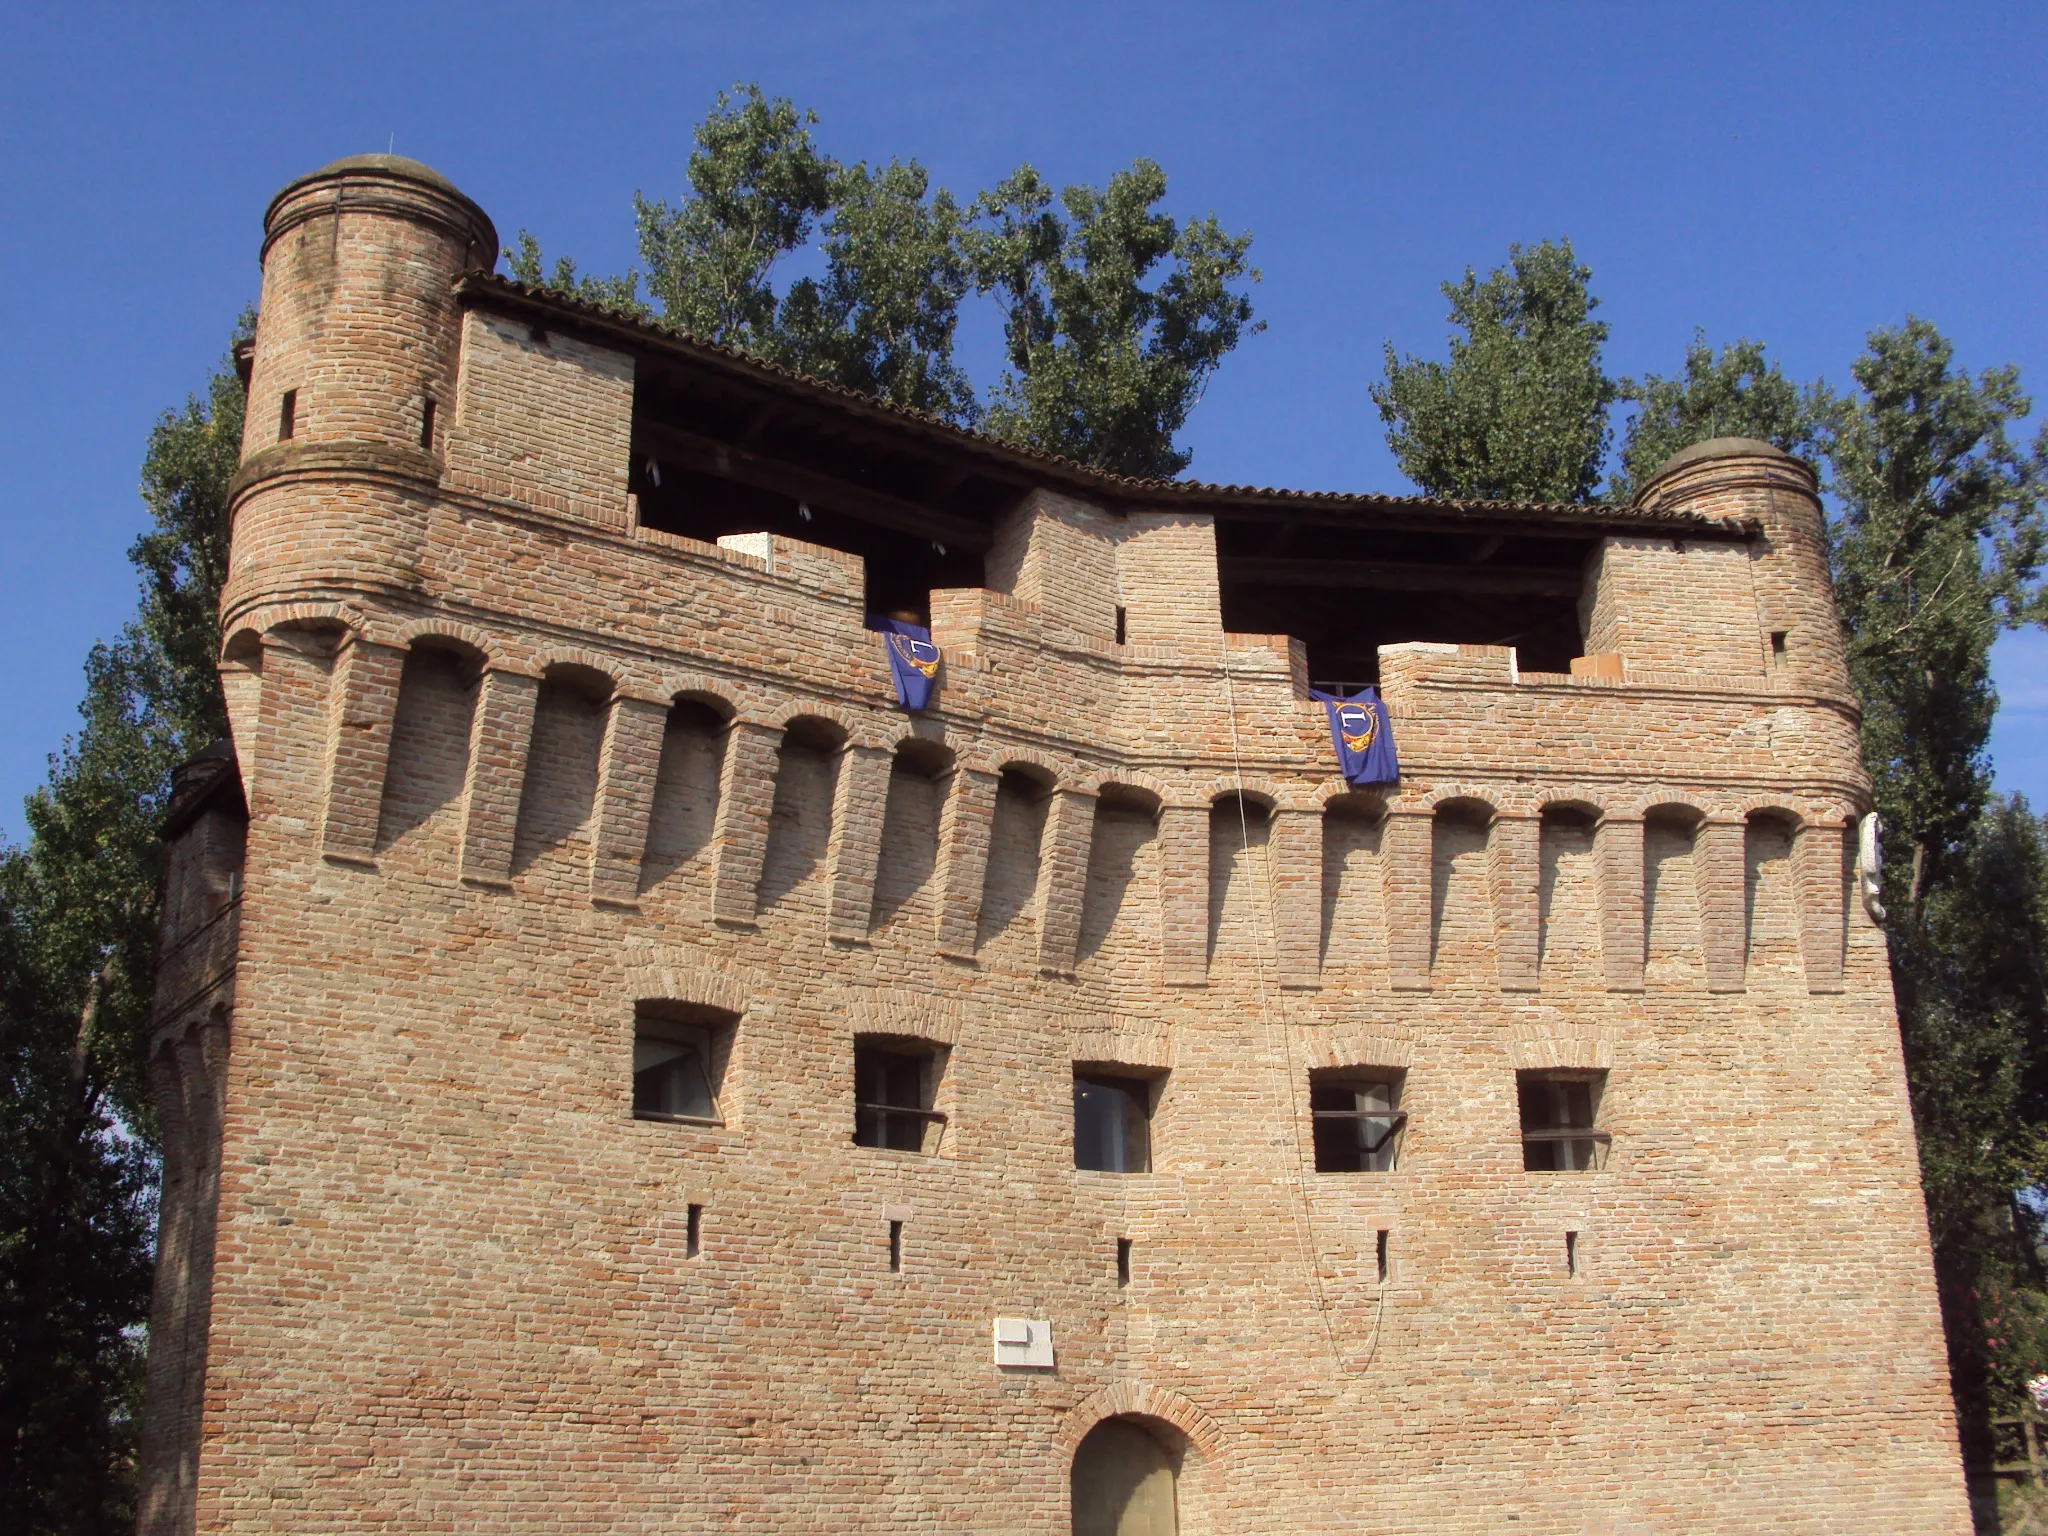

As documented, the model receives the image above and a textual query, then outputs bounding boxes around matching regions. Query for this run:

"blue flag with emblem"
[1310,686,1399,786]
[869,617,942,712]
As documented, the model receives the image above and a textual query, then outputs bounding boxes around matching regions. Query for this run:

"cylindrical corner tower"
[224,155,497,636]
[242,154,496,464]
[1633,436,1851,697]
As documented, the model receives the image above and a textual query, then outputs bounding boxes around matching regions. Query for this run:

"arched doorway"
[1071,1416,1178,1536]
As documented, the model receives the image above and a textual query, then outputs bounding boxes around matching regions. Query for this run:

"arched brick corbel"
[755,698,878,749]
[1623,787,1716,822]
[974,745,1066,790]
[1529,786,1609,820]
[534,649,625,696]
[648,671,740,719]
[1055,1383,1226,1467]
[1077,767,1171,808]
[1312,777,1385,812]
[227,599,366,645]
[1412,783,1505,817]
[390,617,499,667]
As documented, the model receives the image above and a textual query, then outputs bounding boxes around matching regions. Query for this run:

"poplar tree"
[508,86,1261,467]
[0,329,244,1531]
[967,160,1260,477]
[1823,319,2048,1442]
[1609,333,1831,502]
[1372,240,1614,503]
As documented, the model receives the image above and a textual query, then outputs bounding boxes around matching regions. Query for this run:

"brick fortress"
[138,154,1972,1533]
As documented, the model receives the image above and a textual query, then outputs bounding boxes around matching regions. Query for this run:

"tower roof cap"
[265,154,495,257]
[1643,436,1800,484]
[296,152,464,195]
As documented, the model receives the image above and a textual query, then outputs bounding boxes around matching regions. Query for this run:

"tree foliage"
[1610,333,1831,502]
[0,326,245,1529]
[633,85,835,348]
[772,159,978,423]
[967,160,1259,477]
[1830,320,2047,909]
[1823,319,2048,1438]
[1372,240,1614,503]
[507,85,1260,469]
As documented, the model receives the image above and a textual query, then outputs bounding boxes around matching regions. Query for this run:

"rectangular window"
[1310,1071,1405,1172]
[633,1017,721,1123]
[1073,1072,1153,1173]
[278,388,297,441]
[420,397,437,450]
[1518,1071,1610,1171]
[854,1042,945,1152]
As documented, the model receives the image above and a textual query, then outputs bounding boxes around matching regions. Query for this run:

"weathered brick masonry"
[137,153,1971,1533]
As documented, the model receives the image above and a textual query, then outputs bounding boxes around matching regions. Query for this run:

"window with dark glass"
[1074,1073,1153,1173]
[633,1021,720,1123]
[1518,1071,1609,1170]
[1310,1071,1405,1172]
[854,1042,945,1152]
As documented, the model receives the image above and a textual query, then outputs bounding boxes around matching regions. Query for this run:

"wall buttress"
[1597,816,1647,992]
[709,721,784,928]
[1383,809,1433,992]
[587,695,669,908]
[318,637,406,866]
[1269,808,1322,989]
[823,744,893,942]
[1157,804,1209,987]
[1798,820,1849,994]
[458,669,540,888]
[1035,788,1096,977]
[1698,819,1748,993]
[1490,813,1541,992]
[935,767,999,960]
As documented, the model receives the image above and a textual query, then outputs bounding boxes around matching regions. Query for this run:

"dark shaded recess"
[1215,517,1598,686]
[630,364,1010,622]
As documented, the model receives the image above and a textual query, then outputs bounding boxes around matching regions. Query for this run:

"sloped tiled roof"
[455,272,1756,538]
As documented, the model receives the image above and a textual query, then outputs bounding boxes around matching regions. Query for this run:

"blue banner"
[869,617,942,712]
[1310,687,1400,787]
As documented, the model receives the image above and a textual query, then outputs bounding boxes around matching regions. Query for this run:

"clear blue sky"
[1,1,2042,844]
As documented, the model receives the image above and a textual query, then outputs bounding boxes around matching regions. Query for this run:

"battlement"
[144,154,1968,1536]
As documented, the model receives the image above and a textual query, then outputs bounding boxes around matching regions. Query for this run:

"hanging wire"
[1216,639,1350,1368]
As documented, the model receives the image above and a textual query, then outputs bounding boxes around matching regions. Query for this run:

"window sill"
[633,1111,725,1128]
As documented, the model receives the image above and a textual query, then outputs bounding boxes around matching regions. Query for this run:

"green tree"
[634,84,835,349]
[968,160,1259,477]
[771,159,978,423]
[0,326,246,1529]
[1824,317,2048,1447]
[1609,333,1831,502]
[1373,239,1614,503]
[503,232,649,319]
[502,87,1261,465]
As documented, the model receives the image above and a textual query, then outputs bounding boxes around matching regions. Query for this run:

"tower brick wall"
[140,154,1972,1534]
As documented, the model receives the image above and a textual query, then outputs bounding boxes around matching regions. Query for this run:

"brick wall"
[145,156,1971,1535]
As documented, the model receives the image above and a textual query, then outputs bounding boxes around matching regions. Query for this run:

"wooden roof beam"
[1221,557,1583,597]
[636,420,994,553]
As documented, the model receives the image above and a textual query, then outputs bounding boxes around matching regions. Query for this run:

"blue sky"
[1,1,2042,843]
